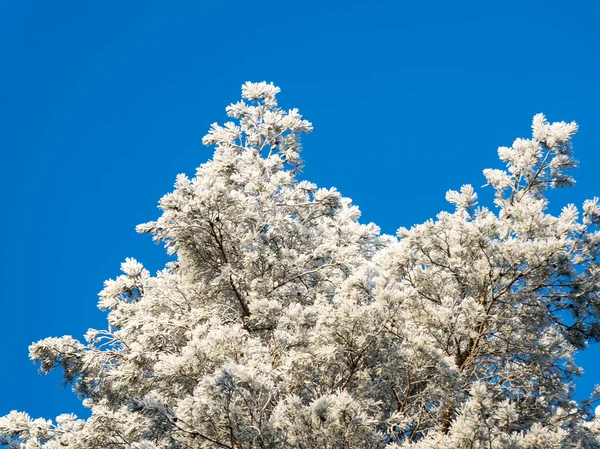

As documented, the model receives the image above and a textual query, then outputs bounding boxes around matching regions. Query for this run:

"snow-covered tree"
[2,82,600,448]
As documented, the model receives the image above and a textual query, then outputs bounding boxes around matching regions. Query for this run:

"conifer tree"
[2,83,600,448]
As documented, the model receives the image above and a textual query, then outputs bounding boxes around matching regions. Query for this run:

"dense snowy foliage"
[2,83,600,448]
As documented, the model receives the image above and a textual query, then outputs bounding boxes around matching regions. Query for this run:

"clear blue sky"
[1,1,598,420]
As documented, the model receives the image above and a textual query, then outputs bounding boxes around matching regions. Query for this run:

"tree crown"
[2,83,600,449]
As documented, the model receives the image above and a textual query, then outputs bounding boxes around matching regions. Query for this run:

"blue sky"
[0,1,598,420]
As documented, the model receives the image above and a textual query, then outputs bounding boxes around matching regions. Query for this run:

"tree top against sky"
[2,82,600,448]
[0,0,598,432]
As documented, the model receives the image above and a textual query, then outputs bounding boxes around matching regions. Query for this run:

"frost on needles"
[2,82,600,448]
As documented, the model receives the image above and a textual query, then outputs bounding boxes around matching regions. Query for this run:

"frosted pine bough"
[2,83,600,449]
